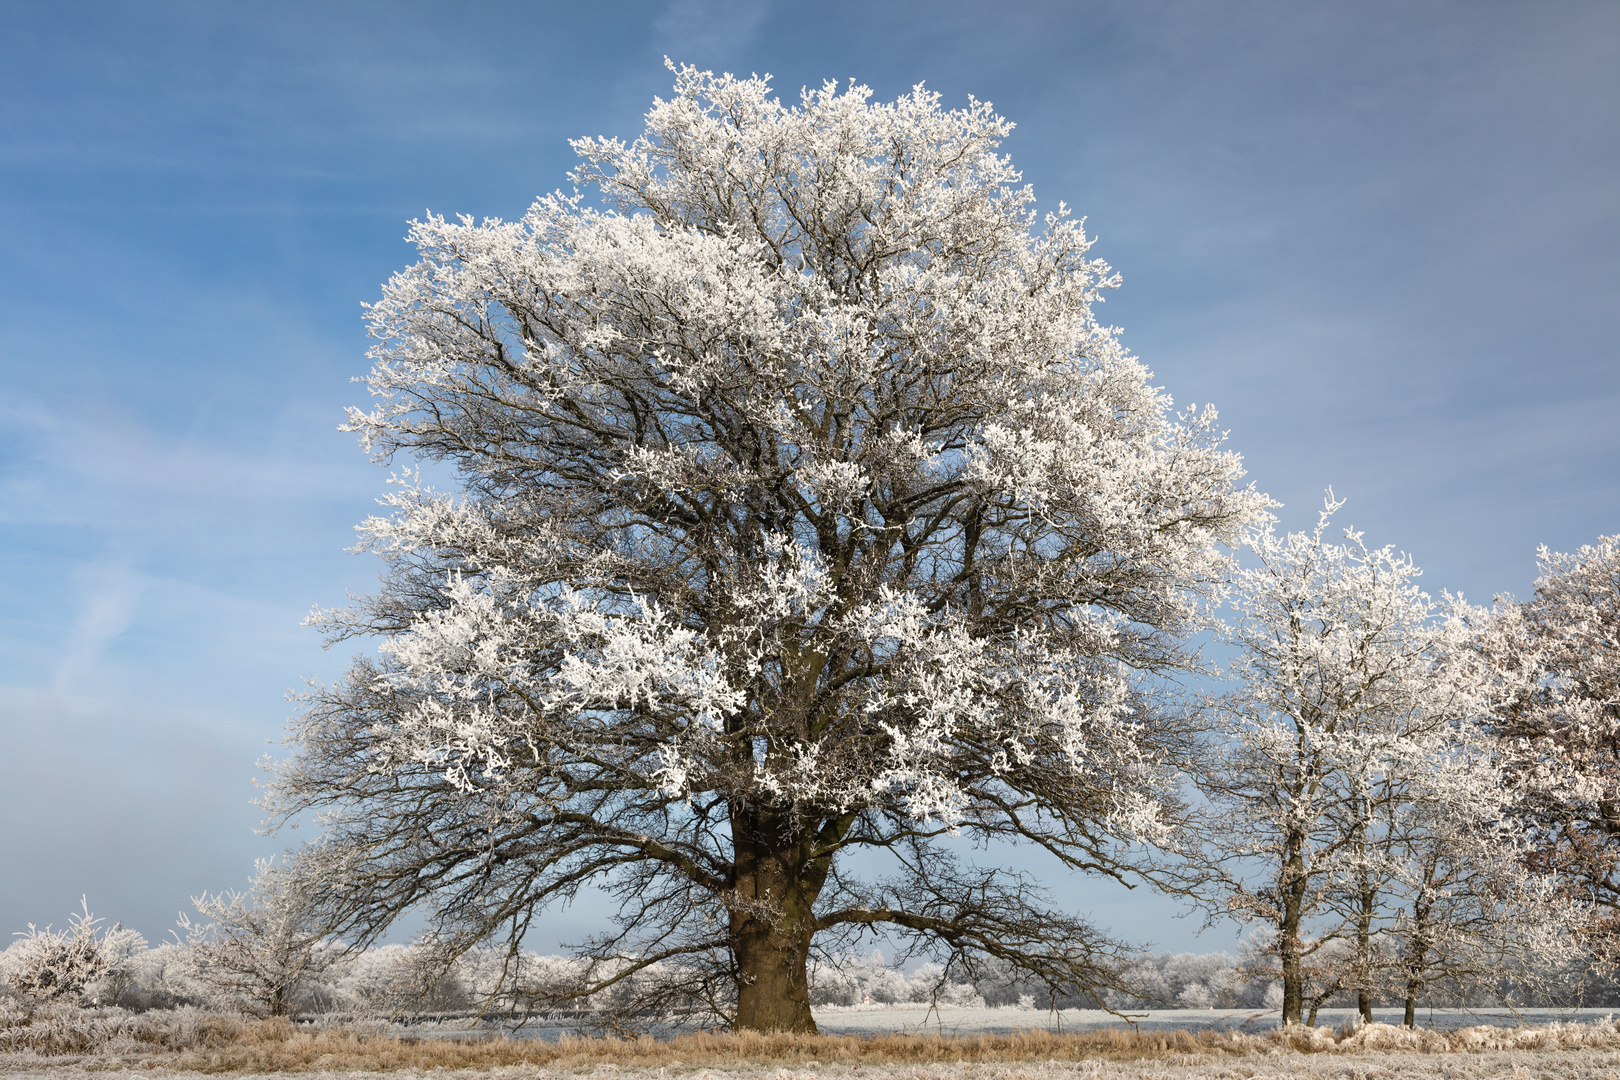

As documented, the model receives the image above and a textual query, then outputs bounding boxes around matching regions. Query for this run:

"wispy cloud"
[653,0,771,63]
[50,552,145,696]
[0,393,367,534]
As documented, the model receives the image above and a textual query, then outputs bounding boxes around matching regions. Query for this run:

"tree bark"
[1402,901,1432,1029]
[1279,929,1303,1025]
[1278,830,1307,1025]
[728,811,824,1033]
[732,919,815,1032]
[1356,881,1375,1023]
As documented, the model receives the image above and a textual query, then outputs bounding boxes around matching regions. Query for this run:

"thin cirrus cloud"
[50,553,146,697]
[0,397,354,515]
[653,0,770,61]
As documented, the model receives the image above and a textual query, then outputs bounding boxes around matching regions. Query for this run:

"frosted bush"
[327,944,419,1014]
[1104,951,1257,1010]
[808,952,984,1008]
[4,902,114,1004]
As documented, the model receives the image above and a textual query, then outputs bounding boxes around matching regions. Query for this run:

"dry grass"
[1,1015,1265,1072]
[7,1008,1620,1075]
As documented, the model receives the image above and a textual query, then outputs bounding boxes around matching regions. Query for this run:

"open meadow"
[9,1009,1620,1079]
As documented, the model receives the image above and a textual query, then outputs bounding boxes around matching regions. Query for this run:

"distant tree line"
[10,893,1620,1022]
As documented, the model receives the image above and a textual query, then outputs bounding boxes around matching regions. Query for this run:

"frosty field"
[8,1050,1620,1079]
[808,1004,1620,1036]
[3,1061,1620,1080]
[362,1005,1620,1043]
[11,1010,1620,1079]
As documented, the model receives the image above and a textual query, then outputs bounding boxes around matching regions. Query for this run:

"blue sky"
[2,0,1616,954]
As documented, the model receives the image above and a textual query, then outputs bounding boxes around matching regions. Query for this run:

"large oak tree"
[269,64,1268,1031]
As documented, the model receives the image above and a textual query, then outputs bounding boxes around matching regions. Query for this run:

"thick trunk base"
[1281,958,1304,1026]
[732,927,816,1033]
[727,811,829,1033]
[735,972,816,1032]
[729,862,818,1032]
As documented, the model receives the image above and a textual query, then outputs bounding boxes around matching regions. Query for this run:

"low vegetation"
[7,1005,1620,1071]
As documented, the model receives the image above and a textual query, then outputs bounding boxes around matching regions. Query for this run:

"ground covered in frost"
[7,1057,1620,1079]
[9,1010,1620,1078]
[810,1004,1620,1036]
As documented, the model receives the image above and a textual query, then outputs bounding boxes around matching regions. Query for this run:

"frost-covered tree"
[1186,501,1584,1026]
[268,64,1268,1032]
[807,950,981,1007]
[1475,536,1620,942]
[179,860,335,1016]
[1102,949,1251,1010]
[85,922,149,1008]
[327,942,467,1017]
[1186,499,1494,1025]
[1380,759,1585,1025]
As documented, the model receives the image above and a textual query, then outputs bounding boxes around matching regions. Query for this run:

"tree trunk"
[729,811,824,1033]
[1278,831,1308,1026]
[1348,788,1378,1026]
[1356,882,1374,1023]
[1279,928,1304,1025]
[1402,901,1432,1029]
[732,909,815,1032]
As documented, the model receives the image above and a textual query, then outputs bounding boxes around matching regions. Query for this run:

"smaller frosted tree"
[1380,754,1585,1022]
[86,922,149,1007]
[1187,498,1501,1025]
[1474,536,1620,943]
[179,860,335,1016]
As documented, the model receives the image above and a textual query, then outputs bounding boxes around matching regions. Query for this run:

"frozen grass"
[812,1003,1620,1035]
[7,1050,1620,1078]
[8,1006,1620,1076]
